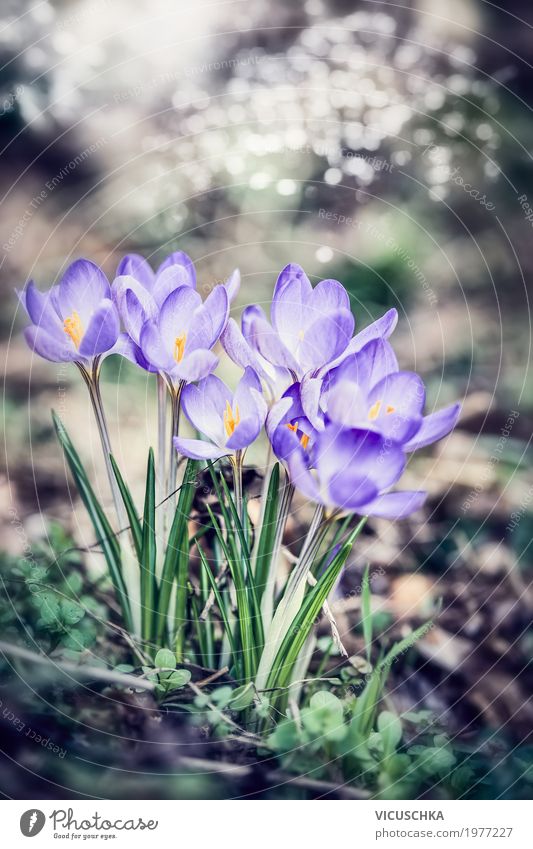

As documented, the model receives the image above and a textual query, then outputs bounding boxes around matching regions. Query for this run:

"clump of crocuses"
[19,255,459,522]
[18,252,460,689]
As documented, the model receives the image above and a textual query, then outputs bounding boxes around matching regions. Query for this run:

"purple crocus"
[302,336,461,453]
[173,367,267,460]
[232,264,355,382]
[18,259,120,365]
[273,418,426,519]
[112,251,239,373]
[136,283,229,385]
[222,264,399,405]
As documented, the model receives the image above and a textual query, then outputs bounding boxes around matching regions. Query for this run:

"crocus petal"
[78,298,120,357]
[325,380,367,428]
[362,490,427,519]
[233,367,265,421]
[58,259,110,323]
[327,471,378,511]
[116,254,155,289]
[224,269,240,302]
[300,375,325,431]
[316,426,406,492]
[181,377,229,444]
[139,320,174,370]
[271,263,313,345]
[24,281,63,335]
[309,277,351,315]
[221,318,269,380]
[113,276,157,342]
[299,308,354,371]
[318,308,398,376]
[242,304,268,343]
[109,333,158,371]
[226,415,263,450]
[157,251,196,285]
[24,326,77,362]
[188,284,229,350]
[334,338,399,395]
[173,436,227,460]
[249,316,301,374]
[366,371,425,443]
[153,265,196,307]
[174,348,219,382]
[159,286,202,345]
[403,403,461,452]
[285,446,323,503]
[266,395,296,444]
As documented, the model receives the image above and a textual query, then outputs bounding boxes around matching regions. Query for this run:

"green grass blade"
[196,543,239,669]
[253,462,280,603]
[265,523,364,697]
[109,455,142,561]
[361,564,373,663]
[207,503,255,682]
[377,620,433,676]
[156,459,199,649]
[207,463,251,566]
[140,448,157,644]
[52,412,133,632]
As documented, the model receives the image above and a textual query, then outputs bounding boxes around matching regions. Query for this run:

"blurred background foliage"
[1,0,532,798]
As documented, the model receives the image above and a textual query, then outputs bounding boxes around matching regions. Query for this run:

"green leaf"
[195,543,239,668]
[377,710,402,756]
[52,411,132,633]
[155,648,177,669]
[264,521,366,699]
[229,682,255,711]
[156,459,199,648]
[361,564,373,663]
[165,668,191,689]
[60,599,85,626]
[253,462,280,603]
[207,503,256,682]
[140,448,157,643]
[377,620,433,676]
[110,455,142,560]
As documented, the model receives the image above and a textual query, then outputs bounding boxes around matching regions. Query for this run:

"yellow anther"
[173,333,187,363]
[297,329,305,341]
[63,311,83,349]
[223,400,240,437]
[386,404,396,415]
[368,400,382,421]
[287,421,309,449]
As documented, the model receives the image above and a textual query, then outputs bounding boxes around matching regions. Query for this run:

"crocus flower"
[112,252,239,372]
[173,367,267,460]
[238,264,355,381]
[274,419,426,519]
[18,259,120,365]
[302,336,461,452]
[137,284,230,386]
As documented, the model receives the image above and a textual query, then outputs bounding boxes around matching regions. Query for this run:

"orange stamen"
[173,333,187,363]
[368,400,382,421]
[63,311,83,349]
[223,400,240,437]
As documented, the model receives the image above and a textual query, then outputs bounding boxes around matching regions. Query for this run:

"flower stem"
[156,373,168,579]
[79,363,127,531]
[231,450,244,526]
[167,379,185,504]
